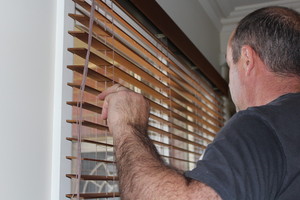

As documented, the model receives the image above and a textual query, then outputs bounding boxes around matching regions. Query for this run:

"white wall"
[156,0,221,73]
[0,0,73,200]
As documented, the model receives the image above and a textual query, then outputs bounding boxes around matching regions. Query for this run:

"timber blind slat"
[69,4,223,111]
[66,193,121,199]
[66,0,225,198]
[67,63,221,134]
[67,174,118,181]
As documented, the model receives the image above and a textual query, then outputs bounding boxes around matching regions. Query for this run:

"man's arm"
[98,84,221,200]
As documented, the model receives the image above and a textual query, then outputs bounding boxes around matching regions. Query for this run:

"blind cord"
[74,0,96,199]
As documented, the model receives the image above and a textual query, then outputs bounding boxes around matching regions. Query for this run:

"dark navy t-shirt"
[185,93,300,200]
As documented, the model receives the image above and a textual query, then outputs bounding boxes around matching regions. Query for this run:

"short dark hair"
[231,6,300,76]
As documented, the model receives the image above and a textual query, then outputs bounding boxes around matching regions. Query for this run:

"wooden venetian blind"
[66,0,225,199]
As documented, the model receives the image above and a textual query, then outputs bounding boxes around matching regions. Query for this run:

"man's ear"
[240,45,255,76]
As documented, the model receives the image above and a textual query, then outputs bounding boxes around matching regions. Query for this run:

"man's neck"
[253,74,300,107]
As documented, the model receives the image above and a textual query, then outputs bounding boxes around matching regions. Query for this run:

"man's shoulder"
[224,92,300,134]
[221,109,272,134]
[248,92,300,116]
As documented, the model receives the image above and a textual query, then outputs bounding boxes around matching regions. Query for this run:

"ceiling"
[216,0,279,16]
[198,0,300,30]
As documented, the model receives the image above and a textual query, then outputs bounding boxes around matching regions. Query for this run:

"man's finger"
[101,97,109,120]
[98,84,120,100]
[98,84,128,100]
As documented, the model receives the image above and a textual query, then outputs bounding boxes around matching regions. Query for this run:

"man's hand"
[98,84,150,135]
[97,84,221,200]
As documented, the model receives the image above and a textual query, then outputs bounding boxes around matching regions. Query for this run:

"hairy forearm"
[115,124,167,199]
[114,124,221,200]
[98,86,220,199]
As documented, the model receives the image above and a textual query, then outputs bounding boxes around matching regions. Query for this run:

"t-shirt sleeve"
[185,111,285,200]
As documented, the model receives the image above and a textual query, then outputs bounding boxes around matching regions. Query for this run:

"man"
[98,6,300,200]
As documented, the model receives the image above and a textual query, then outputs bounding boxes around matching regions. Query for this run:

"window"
[66,0,225,199]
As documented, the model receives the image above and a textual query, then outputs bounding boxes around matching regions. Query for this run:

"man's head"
[227,6,300,111]
[231,6,300,75]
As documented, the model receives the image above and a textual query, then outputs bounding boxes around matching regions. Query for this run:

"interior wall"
[156,0,221,73]
[0,0,72,200]
[0,0,55,199]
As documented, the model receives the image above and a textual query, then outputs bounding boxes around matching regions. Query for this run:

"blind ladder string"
[73,0,96,199]
[109,0,117,197]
